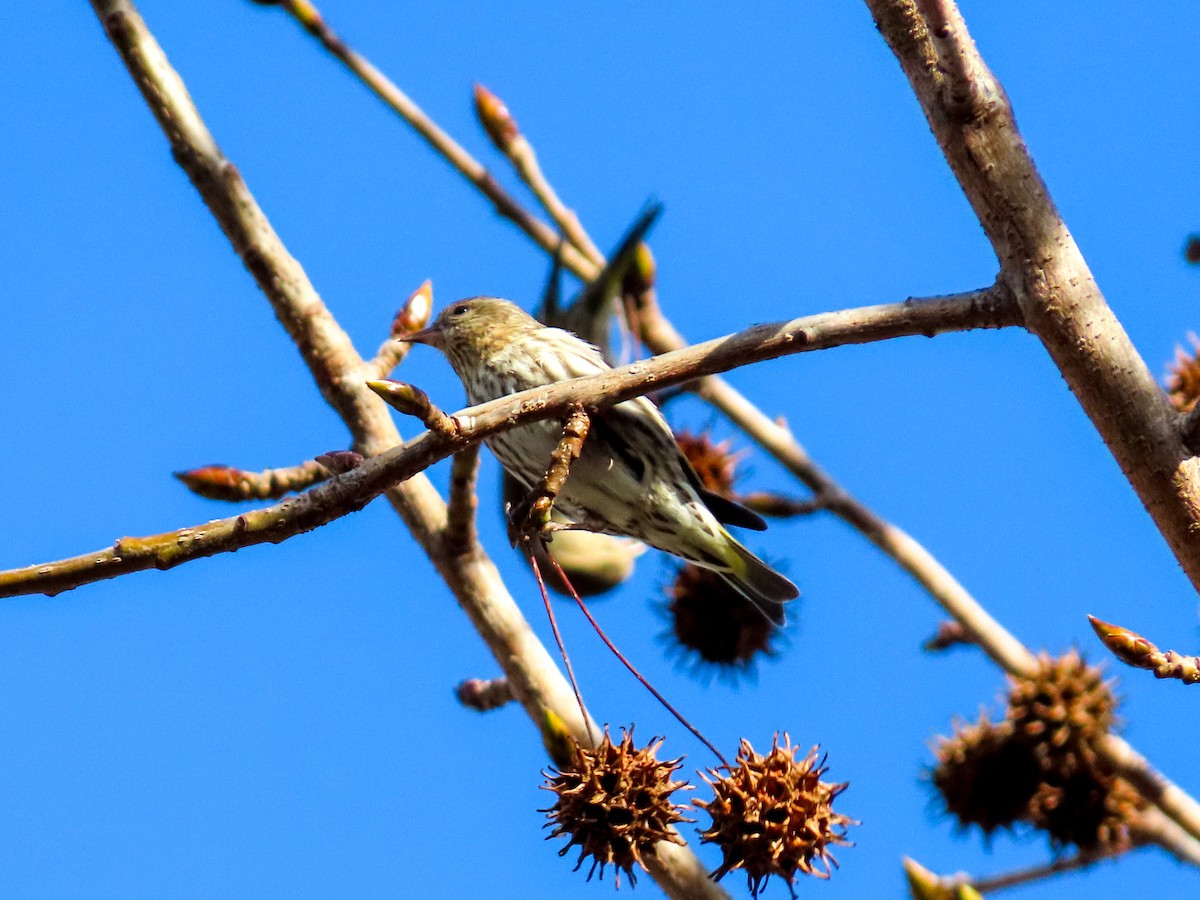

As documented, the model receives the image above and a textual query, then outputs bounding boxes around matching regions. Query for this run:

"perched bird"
[403,298,798,623]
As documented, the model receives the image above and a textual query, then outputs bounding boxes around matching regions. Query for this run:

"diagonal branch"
[275,0,598,281]
[442,444,482,558]
[260,0,1053,700]
[87,1,704,891]
[1,289,1017,600]
[869,0,1200,592]
[868,0,1200,850]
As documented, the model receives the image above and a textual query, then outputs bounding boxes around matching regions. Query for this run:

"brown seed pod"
[675,430,742,496]
[1005,651,1117,779]
[663,564,779,676]
[541,728,692,887]
[1165,334,1200,412]
[695,736,854,897]
[930,714,1041,835]
[1026,770,1147,853]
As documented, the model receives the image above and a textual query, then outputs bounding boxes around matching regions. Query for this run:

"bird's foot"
[506,494,564,548]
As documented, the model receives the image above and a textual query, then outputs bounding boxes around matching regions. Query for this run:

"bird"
[401,297,798,624]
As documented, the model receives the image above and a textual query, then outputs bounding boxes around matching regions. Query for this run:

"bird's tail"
[717,532,798,625]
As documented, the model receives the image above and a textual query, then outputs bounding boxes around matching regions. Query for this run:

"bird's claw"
[505,495,560,548]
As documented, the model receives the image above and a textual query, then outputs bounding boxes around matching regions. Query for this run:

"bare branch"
[275,0,598,281]
[512,407,591,545]
[908,806,1200,893]
[635,287,1037,677]
[869,0,1200,594]
[443,444,481,558]
[1,291,1017,600]
[472,83,606,266]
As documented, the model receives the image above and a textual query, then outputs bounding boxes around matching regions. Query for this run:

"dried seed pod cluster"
[675,430,743,496]
[932,714,1041,835]
[1165,334,1200,412]
[664,563,779,674]
[695,736,854,897]
[931,651,1146,852]
[1006,650,1116,777]
[541,728,691,887]
[544,731,853,893]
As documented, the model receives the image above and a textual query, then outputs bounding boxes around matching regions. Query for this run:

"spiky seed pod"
[1005,651,1117,779]
[1026,771,1147,853]
[675,430,742,496]
[542,728,692,887]
[1165,334,1200,412]
[664,564,777,674]
[696,736,854,897]
[930,714,1041,835]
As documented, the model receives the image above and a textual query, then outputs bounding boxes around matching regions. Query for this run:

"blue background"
[2,2,1197,897]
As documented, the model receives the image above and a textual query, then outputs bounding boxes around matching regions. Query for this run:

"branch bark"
[87,2,716,894]
[868,0,1200,591]
[0,289,1017,600]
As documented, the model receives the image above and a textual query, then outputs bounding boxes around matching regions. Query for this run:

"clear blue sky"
[2,2,1197,897]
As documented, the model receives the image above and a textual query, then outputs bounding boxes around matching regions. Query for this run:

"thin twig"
[547,553,729,768]
[529,551,595,748]
[442,444,481,558]
[952,849,1121,894]
[0,291,1018,600]
[276,0,598,281]
[175,458,330,501]
[473,83,605,265]
[513,407,590,545]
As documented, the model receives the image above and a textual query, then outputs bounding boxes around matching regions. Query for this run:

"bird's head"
[401,297,538,368]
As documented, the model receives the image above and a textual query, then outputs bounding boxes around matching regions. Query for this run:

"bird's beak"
[399,324,443,348]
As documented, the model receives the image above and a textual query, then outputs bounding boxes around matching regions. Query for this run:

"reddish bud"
[174,465,250,501]
[393,280,433,336]
[473,83,521,151]
[1088,615,1158,669]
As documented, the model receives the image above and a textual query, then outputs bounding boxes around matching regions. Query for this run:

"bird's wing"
[592,397,768,532]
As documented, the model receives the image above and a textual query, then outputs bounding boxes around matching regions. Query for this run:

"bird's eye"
[449,304,469,318]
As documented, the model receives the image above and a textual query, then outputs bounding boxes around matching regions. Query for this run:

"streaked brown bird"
[403,297,797,623]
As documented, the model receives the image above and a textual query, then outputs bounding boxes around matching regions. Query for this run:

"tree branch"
[275,0,598,281]
[260,0,1058,711]
[868,0,1200,849]
[869,0,1200,594]
[86,1,706,891]
[443,445,482,558]
[1,290,1014,600]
